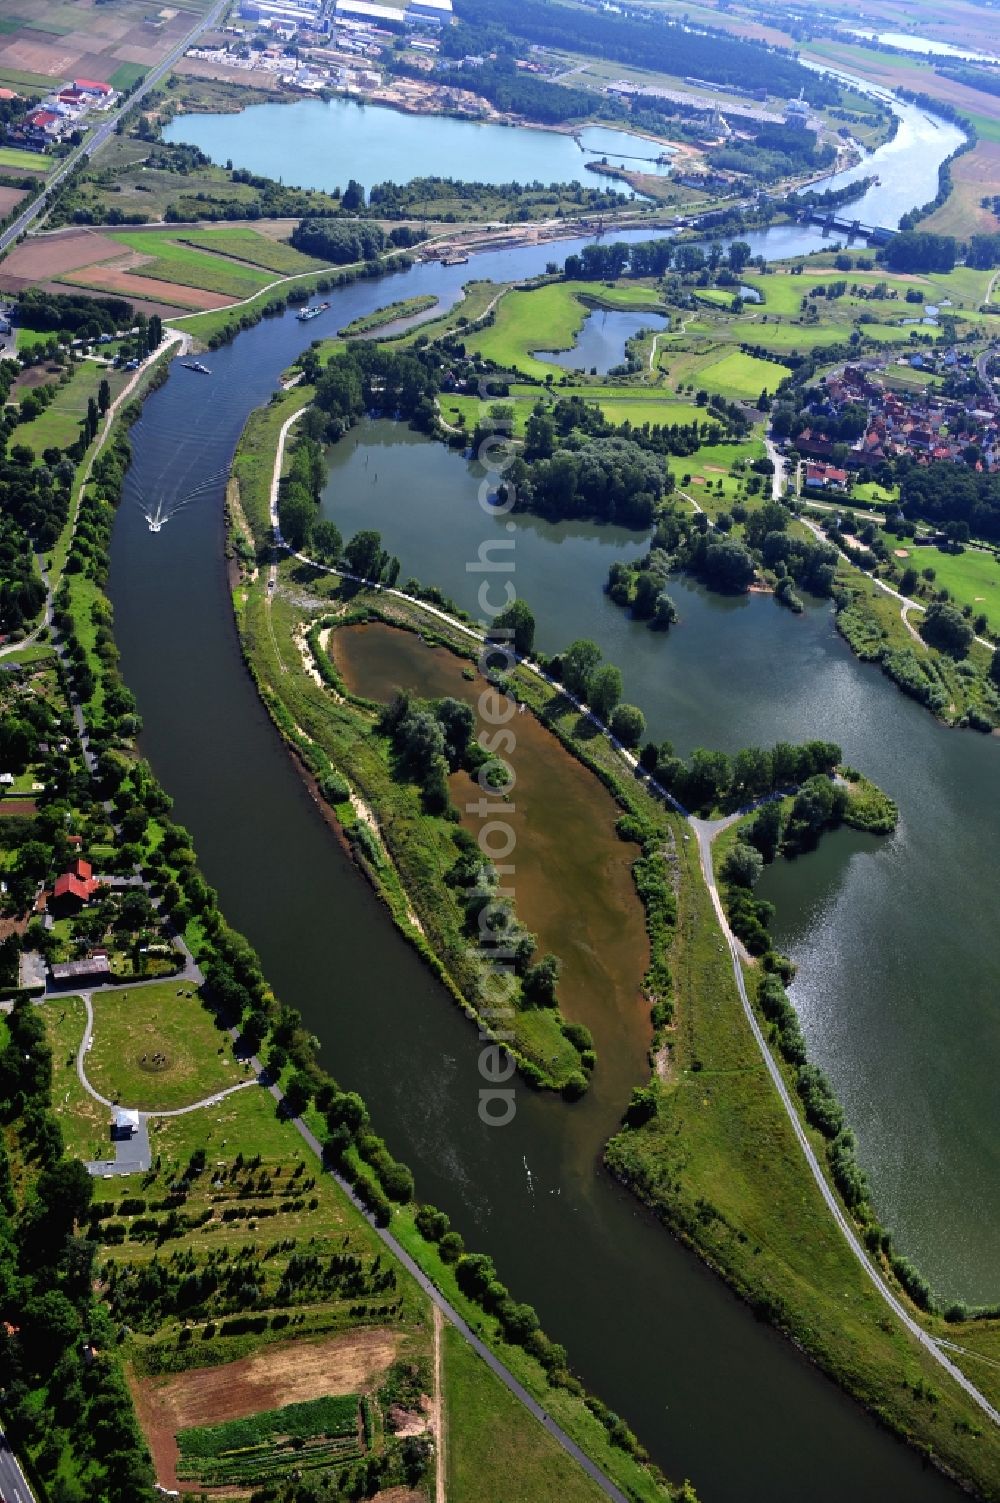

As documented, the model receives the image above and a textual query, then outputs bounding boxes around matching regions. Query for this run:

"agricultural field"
[176,1393,363,1486]
[0,144,50,173]
[80,1080,438,1494]
[0,0,213,99]
[174,226,326,275]
[104,230,278,300]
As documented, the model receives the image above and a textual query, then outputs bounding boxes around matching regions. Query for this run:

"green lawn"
[176,228,326,276]
[15,363,128,457]
[108,231,275,300]
[0,144,50,172]
[108,62,147,90]
[697,349,791,399]
[441,387,708,437]
[894,542,1000,631]
[443,1326,607,1503]
[465,282,591,378]
[43,995,111,1162]
[85,981,250,1111]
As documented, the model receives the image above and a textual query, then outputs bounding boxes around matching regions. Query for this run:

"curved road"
[70,989,631,1502]
[73,993,256,1116]
[268,418,1000,1428]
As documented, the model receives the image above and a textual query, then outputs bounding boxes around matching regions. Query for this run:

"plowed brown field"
[130,1327,401,1489]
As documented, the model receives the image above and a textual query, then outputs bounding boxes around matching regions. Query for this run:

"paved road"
[269,425,1000,1427]
[74,993,248,1117]
[690,817,1000,1428]
[259,1067,631,1503]
[0,326,188,662]
[0,0,227,257]
[0,1431,35,1503]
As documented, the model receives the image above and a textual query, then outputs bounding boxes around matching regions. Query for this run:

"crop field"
[131,1325,408,1491]
[63,265,229,310]
[0,0,211,101]
[0,144,50,173]
[696,349,791,399]
[176,1393,362,1486]
[108,62,147,91]
[107,232,275,299]
[176,227,326,275]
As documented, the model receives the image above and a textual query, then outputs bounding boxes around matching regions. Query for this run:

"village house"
[49,857,100,916]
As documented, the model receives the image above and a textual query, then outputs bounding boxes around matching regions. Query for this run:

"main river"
[109,95,985,1501]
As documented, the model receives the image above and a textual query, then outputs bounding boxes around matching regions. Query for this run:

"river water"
[108,100,983,1501]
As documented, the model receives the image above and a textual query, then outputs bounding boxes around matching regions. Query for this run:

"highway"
[0,0,227,257]
[0,1429,34,1503]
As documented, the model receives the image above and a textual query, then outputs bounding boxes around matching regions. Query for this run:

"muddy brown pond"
[330,620,652,1106]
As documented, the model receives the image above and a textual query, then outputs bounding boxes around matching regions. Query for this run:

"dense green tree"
[278,489,313,549]
[311,518,342,560]
[343,529,386,580]
[493,598,536,656]
[561,639,602,699]
[610,703,645,747]
[722,842,764,889]
[918,601,974,658]
[588,663,622,722]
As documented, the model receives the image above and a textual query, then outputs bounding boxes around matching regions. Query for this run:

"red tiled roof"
[74,78,112,92]
[27,109,59,127]
[53,874,94,902]
[72,857,92,880]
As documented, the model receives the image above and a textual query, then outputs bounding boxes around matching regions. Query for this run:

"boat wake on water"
[130,461,231,534]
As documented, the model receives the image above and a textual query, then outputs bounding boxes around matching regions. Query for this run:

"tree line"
[450,0,839,104]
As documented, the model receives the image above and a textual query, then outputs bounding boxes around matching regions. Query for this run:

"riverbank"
[223,365,1000,1497]
[21,321,690,1503]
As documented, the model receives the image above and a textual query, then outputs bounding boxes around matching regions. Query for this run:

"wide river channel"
[109,94,986,1501]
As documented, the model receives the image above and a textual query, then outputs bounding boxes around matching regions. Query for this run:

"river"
[108,101,981,1501]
